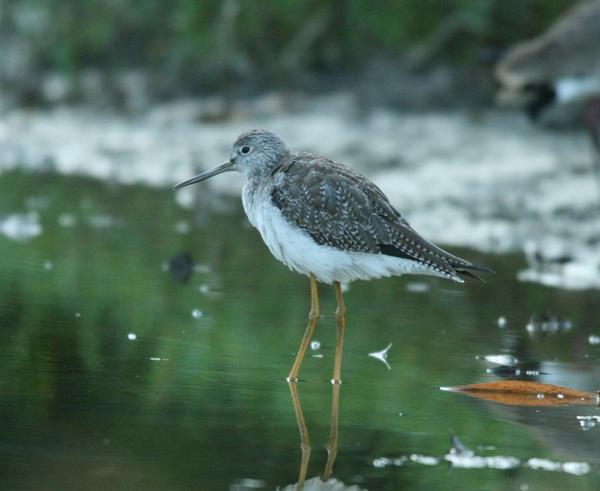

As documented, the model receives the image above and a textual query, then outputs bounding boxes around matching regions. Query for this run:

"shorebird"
[174,130,491,383]
[495,0,600,176]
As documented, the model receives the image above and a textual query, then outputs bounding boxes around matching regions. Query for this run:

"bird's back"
[268,152,489,282]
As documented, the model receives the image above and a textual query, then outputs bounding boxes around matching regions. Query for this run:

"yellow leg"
[332,281,346,384]
[322,381,340,481]
[287,274,320,382]
[288,382,310,490]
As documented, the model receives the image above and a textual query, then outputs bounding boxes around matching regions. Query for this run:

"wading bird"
[174,130,491,383]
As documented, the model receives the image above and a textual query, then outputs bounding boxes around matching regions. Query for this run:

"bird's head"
[174,129,289,190]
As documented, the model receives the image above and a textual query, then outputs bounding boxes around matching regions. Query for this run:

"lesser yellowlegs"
[174,129,491,383]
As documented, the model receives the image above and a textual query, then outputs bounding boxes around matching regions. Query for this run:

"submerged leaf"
[440,380,598,407]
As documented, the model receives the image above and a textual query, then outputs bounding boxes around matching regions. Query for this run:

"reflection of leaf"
[440,381,599,407]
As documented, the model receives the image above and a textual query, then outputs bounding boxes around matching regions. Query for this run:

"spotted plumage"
[174,129,492,383]
[175,129,491,285]
[268,152,487,282]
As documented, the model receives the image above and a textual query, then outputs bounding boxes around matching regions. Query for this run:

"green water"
[1,170,600,490]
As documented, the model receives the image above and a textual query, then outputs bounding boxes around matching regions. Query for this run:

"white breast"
[241,182,444,284]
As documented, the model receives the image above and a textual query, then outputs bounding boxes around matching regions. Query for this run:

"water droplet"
[526,313,573,334]
[483,354,518,366]
[409,454,439,465]
[175,221,190,234]
[393,457,407,466]
[310,340,321,351]
[372,457,391,468]
[579,419,596,431]
[588,335,600,345]
[192,309,203,319]
[194,264,210,273]
[58,213,76,227]
[406,282,429,293]
[0,212,42,241]
[128,333,137,340]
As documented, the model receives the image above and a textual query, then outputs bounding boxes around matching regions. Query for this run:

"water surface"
[1,170,600,490]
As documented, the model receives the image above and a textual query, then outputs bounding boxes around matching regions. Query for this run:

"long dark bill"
[173,160,235,190]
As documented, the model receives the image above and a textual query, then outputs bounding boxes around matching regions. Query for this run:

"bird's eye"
[240,146,251,155]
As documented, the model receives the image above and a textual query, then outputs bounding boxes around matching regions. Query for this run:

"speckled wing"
[270,153,488,280]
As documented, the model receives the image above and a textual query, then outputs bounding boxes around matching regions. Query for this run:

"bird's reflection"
[282,382,363,491]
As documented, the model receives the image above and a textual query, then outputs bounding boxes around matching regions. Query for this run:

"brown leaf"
[440,380,598,407]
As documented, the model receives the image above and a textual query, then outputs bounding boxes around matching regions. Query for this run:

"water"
[1,169,600,490]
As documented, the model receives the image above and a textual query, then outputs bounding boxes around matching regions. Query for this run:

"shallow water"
[1,170,600,490]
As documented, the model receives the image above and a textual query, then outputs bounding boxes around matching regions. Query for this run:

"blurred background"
[0,0,584,107]
[2,1,600,490]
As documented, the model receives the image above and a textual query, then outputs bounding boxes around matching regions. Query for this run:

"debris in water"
[194,263,211,274]
[479,354,519,366]
[409,454,438,466]
[405,282,430,293]
[128,333,137,340]
[0,212,42,241]
[445,435,520,470]
[191,309,203,319]
[368,343,392,370]
[577,415,600,431]
[588,335,600,345]
[87,214,116,228]
[485,362,544,378]
[497,316,507,328]
[175,221,190,234]
[525,312,573,334]
[372,457,392,468]
[374,443,589,475]
[310,340,321,351]
[526,458,590,476]
[58,213,76,227]
[168,252,195,284]
[439,380,597,407]
[449,434,472,457]
[230,477,266,489]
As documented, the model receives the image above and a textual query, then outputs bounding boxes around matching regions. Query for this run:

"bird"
[174,129,491,383]
[495,0,600,178]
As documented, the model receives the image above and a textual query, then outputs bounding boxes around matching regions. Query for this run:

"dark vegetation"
[0,0,579,106]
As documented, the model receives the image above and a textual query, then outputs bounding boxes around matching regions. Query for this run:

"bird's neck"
[245,153,290,181]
